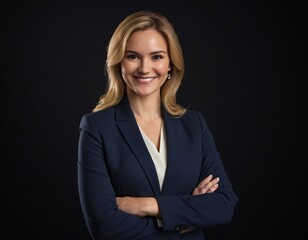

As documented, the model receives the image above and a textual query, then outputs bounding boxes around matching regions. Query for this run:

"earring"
[167,72,171,79]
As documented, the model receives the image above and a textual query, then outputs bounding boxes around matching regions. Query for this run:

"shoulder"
[178,109,210,134]
[180,109,206,124]
[164,108,207,129]
[79,106,115,130]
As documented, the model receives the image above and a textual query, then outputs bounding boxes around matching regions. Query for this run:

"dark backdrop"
[2,1,306,239]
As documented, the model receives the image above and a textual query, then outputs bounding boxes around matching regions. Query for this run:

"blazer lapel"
[161,110,182,194]
[115,96,161,196]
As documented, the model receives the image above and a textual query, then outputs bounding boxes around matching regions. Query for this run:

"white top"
[138,123,167,190]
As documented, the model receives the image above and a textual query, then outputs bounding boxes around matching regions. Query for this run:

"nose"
[137,58,151,74]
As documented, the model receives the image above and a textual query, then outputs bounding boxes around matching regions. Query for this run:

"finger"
[202,177,220,192]
[199,175,220,188]
[208,183,219,193]
[198,175,213,188]
[211,177,220,185]
[193,176,220,195]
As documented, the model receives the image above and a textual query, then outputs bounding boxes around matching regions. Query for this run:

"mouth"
[134,76,156,84]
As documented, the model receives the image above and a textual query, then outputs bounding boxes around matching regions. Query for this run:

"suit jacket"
[78,95,238,240]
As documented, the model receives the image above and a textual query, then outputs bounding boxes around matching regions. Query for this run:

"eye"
[126,54,138,60]
[152,55,163,60]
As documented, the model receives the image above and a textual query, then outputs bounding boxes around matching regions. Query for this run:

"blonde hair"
[93,10,186,117]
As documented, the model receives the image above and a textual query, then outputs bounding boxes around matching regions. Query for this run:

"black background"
[2,1,306,239]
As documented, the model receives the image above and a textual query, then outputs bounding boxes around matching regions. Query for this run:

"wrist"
[143,197,159,217]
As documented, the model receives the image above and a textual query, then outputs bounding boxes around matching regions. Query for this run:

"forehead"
[126,29,168,52]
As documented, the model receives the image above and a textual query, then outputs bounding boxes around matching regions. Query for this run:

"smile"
[134,77,156,83]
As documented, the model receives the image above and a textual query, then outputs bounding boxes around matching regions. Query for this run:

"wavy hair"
[93,10,186,117]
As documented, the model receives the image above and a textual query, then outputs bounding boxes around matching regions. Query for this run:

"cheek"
[120,62,130,75]
[121,59,138,72]
[120,62,134,81]
[156,62,170,73]
[120,64,130,85]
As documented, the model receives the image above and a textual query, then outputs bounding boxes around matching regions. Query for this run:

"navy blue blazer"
[78,95,238,240]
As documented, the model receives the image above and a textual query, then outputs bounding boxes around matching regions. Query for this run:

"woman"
[78,10,238,240]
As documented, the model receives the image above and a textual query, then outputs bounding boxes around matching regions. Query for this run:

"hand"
[116,175,218,226]
[116,197,159,217]
[192,174,219,195]
[180,175,219,235]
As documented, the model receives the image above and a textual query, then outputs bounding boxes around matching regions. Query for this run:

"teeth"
[137,77,154,82]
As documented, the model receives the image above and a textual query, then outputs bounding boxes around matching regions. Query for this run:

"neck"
[127,91,162,120]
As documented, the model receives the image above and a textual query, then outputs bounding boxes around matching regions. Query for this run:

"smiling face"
[120,29,171,99]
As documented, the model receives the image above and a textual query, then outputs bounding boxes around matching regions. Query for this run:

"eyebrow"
[125,50,167,55]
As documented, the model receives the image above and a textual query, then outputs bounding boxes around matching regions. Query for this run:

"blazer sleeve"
[77,115,176,240]
[155,112,238,232]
